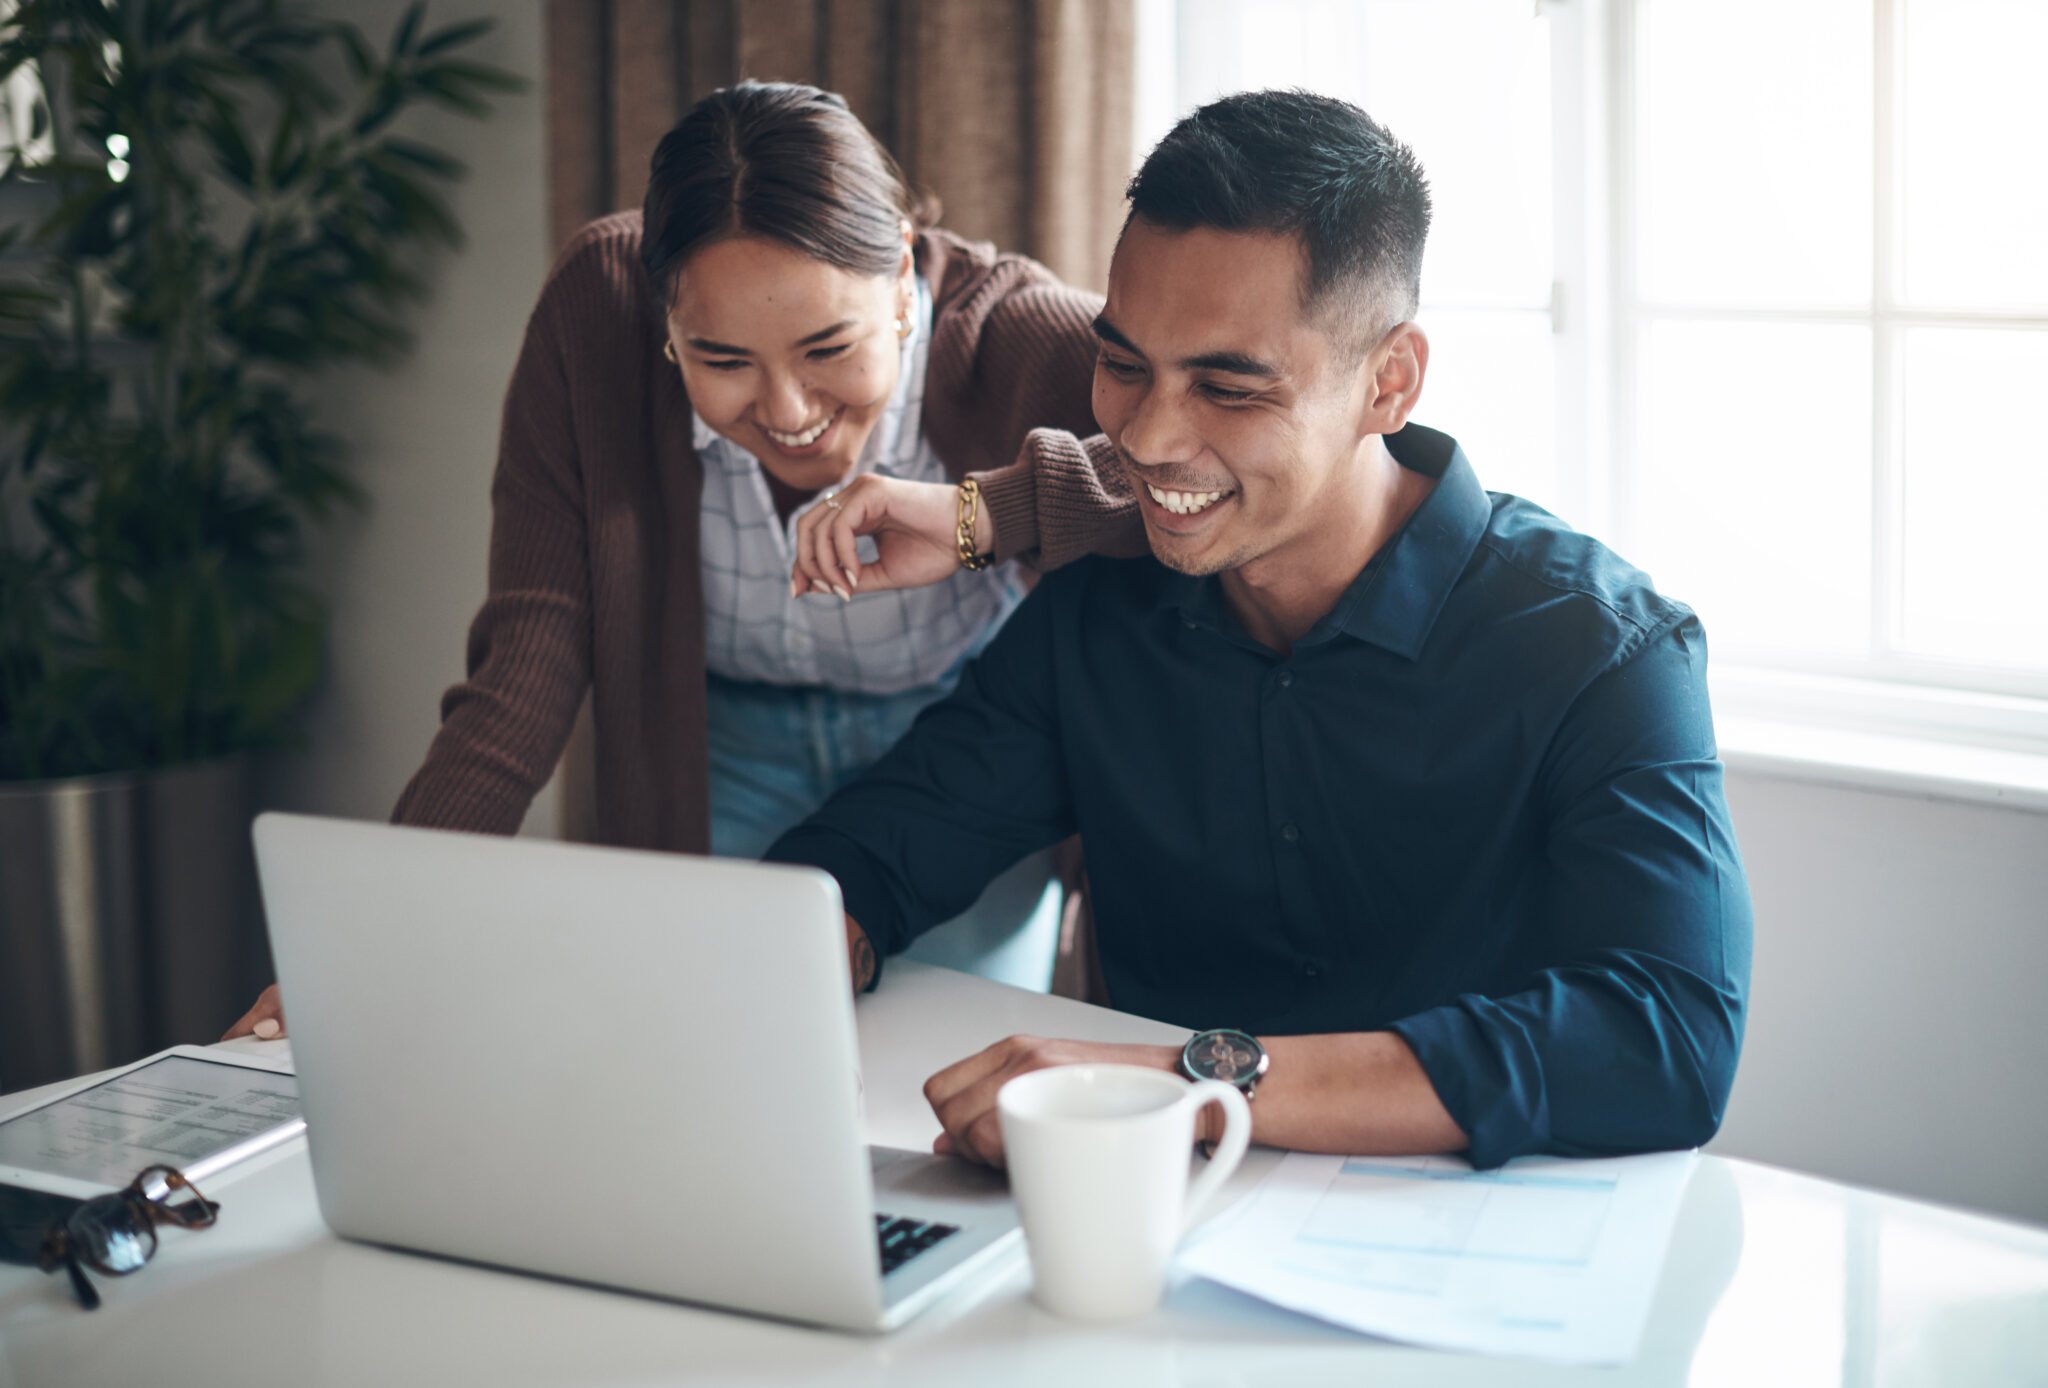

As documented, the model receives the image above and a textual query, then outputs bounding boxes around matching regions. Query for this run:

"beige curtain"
[544,0,1135,291]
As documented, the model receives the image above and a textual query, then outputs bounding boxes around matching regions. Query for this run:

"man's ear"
[1362,322,1428,435]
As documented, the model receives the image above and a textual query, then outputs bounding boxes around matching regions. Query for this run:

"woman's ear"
[896,221,918,327]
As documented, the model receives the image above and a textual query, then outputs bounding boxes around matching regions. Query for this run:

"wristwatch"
[1179,1028,1268,1098]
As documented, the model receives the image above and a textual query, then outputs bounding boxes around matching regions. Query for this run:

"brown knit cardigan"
[391,213,1142,852]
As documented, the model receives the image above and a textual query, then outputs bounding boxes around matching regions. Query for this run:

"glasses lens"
[65,1196,157,1276]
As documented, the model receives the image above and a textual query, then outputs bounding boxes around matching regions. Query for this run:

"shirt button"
[1280,823,1300,843]
[1302,961,1322,978]
[1277,671,1294,688]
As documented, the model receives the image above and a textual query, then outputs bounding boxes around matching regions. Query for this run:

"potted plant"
[0,0,520,1088]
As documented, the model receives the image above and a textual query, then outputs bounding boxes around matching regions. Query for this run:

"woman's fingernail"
[832,584,851,602]
[253,1018,281,1040]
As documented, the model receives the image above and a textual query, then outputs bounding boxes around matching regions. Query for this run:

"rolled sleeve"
[1392,616,1752,1167]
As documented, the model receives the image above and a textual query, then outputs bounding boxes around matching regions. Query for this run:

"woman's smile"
[759,406,844,454]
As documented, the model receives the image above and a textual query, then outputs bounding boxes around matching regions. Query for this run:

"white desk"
[3,960,2045,1387]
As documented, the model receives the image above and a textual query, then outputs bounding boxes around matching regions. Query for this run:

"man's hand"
[846,914,877,993]
[789,475,994,599]
[222,984,287,1041]
[922,1035,1187,1167]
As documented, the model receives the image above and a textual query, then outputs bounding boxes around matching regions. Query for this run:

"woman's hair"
[641,81,933,306]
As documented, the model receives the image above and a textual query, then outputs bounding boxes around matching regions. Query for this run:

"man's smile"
[1144,482,1231,516]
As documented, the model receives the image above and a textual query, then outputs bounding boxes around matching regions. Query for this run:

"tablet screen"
[0,1056,303,1190]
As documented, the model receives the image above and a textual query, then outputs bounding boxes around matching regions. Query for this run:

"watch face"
[1186,1029,1265,1086]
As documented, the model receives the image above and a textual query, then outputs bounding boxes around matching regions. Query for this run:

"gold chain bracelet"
[956,479,993,571]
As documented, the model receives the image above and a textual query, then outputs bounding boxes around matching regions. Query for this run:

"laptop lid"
[253,813,889,1329]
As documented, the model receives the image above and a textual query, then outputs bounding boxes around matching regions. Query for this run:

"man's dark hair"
[641,81,935,306]
[1125,89,1431,345]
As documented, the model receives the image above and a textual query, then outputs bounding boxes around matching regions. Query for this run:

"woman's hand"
[222,984,288,1041]
[789,474,993,598]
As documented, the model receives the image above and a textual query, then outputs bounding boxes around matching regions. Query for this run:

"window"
[0,4,59,269]
[1140,0,1566,513]
[0,0,53,170]
[1139,0,2048,752]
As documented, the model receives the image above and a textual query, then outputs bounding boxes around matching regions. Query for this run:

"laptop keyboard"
[876,1214,960,1274]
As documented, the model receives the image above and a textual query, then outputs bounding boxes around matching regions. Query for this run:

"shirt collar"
[1156,424,1492,662]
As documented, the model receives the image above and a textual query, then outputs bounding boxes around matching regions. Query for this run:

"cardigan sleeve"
[919,239,1147,570]
[977,430,1150,570]
[964,279,1148,568]
[388,239,604,834]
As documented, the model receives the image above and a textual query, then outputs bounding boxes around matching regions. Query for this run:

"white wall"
[266,0,554,838]
[1709,769,2048,1226]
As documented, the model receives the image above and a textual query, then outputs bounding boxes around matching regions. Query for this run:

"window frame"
[1600,0,2048,750]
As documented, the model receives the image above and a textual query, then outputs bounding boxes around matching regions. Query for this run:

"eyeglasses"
[34,1164,219,1309]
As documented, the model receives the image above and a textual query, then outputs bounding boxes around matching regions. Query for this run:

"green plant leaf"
[415,16,494,59]
[391,2,425,58]
[0,0,517,777]
[376,136,464,180]
[206,107,259,188]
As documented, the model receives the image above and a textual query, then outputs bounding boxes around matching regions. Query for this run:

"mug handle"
[1178,1079,1252,1236]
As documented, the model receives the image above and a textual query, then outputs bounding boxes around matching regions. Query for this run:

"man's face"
[1092,220,1378,579]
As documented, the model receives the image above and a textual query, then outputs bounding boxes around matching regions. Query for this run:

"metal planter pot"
[0,757,263,1093]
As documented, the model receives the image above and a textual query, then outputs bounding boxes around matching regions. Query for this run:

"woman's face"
[665,231,914,493]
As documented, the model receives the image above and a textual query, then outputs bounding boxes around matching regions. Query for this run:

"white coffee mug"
[997,1063,1252,1321]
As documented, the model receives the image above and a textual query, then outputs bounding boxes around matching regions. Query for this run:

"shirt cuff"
[1388,999,1548,1170]
[763,828,911,982]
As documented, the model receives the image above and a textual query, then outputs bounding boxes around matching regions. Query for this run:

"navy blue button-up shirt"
[768,425,1752,1167]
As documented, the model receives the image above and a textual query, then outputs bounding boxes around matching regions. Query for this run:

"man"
[767,90,1751,1170]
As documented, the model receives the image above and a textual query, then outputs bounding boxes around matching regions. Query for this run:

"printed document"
[1179,1149,1696,1364]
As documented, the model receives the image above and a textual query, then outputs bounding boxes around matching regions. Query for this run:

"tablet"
[0,1046,304,1200]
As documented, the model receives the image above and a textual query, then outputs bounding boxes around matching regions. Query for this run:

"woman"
[226,81,1138,1039]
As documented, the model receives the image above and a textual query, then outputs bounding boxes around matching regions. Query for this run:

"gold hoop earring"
[895,315,913,340]
[662,339,677,363]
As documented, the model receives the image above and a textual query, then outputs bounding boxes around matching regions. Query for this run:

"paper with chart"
[0,1054,303,1190]
[1179,1148,1696,1364]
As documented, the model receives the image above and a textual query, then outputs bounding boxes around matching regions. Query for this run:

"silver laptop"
[252,811,1021,1332]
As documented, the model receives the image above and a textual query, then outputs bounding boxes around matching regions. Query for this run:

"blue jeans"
[705,671,1060,992]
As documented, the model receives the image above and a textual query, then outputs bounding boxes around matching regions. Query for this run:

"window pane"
[1,50,53,165]
[1167,0,1551,307]
[1633,319,1871,657]
[1635,0,1871,308]
[1357,1,1551,308]
[1413,309,1558,516]
[1897,328,2048,670]
[1898,0,2048,312]
[1171,0,1374,112]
